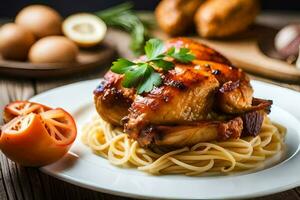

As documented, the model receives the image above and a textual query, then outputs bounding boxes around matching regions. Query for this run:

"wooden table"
[1,13,300,200]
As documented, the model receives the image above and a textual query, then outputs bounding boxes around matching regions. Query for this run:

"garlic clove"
[275,24,300,59]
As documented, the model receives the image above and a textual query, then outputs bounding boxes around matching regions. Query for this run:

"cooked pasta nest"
[82,115,286,176]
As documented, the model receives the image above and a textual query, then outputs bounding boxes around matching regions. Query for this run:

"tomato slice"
[0,101,77,166]
[3,101,51,123]
[40,108,77,146]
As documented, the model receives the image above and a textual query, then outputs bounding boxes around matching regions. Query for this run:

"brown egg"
[29,36,78,63]
[0,23,35,60]
[15,5,62,38]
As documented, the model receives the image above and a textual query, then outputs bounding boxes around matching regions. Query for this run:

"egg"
[29,36,78,63]
[63,13,107,47]
[15,5,62,38]
[0,23,35,60]
[275,24,300,59]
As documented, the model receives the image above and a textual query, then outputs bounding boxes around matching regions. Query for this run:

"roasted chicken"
[94,38,272,148]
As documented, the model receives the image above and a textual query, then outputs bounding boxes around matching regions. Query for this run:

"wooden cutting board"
[154,25,300,83]
[0,45,115,79]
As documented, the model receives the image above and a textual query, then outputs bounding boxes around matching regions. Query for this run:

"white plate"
[30,79,300,200]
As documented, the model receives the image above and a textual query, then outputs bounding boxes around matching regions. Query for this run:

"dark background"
[0,0,300,18]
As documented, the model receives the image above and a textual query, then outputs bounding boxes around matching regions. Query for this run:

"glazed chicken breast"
[94,38,272,148]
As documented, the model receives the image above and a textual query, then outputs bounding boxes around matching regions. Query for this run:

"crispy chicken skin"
[94,38,272,148]
[167,38,254,114]
[166,38,232,65]
[124,65,220,140]
[136,117,244,147]
[94,72,135,126]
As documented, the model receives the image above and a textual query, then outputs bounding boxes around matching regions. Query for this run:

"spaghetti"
[82,115,286,176]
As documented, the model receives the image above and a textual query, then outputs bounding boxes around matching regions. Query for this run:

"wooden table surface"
[1,12,300,200]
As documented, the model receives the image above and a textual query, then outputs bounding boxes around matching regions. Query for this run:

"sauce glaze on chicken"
[94,38,272,148]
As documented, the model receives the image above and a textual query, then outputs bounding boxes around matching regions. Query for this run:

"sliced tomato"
[0,101,77,167]
[3,101,51,123]
[40,108,77,146]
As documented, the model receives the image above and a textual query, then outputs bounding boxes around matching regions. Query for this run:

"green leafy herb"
[95,2,152,55]
[111,38,195,94]
[151,60,174,71]
[122,64,149,88]
[137,69,161,94]
[145,38,164,60]
[111,58,136,74]
[167,47,196,63]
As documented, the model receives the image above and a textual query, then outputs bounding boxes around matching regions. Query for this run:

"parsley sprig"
[111,39,195,94]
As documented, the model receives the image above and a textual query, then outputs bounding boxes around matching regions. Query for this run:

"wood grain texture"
[1,16,300,200]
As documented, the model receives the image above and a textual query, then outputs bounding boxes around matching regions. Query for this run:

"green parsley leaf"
[145,39,164,60]
[137,70,162,94]
[109,38,195,94]
[167,47,195,63]
[111,58,135,74]
[151,60,174,71]
[166,47,175,55]
[122,63,149,88]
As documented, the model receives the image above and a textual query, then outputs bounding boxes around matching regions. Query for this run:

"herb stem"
[95,2,151,55]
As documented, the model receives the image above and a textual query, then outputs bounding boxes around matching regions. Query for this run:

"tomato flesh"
[3,101,50,123]
[40,108,77,146]
[0,101,77,167]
